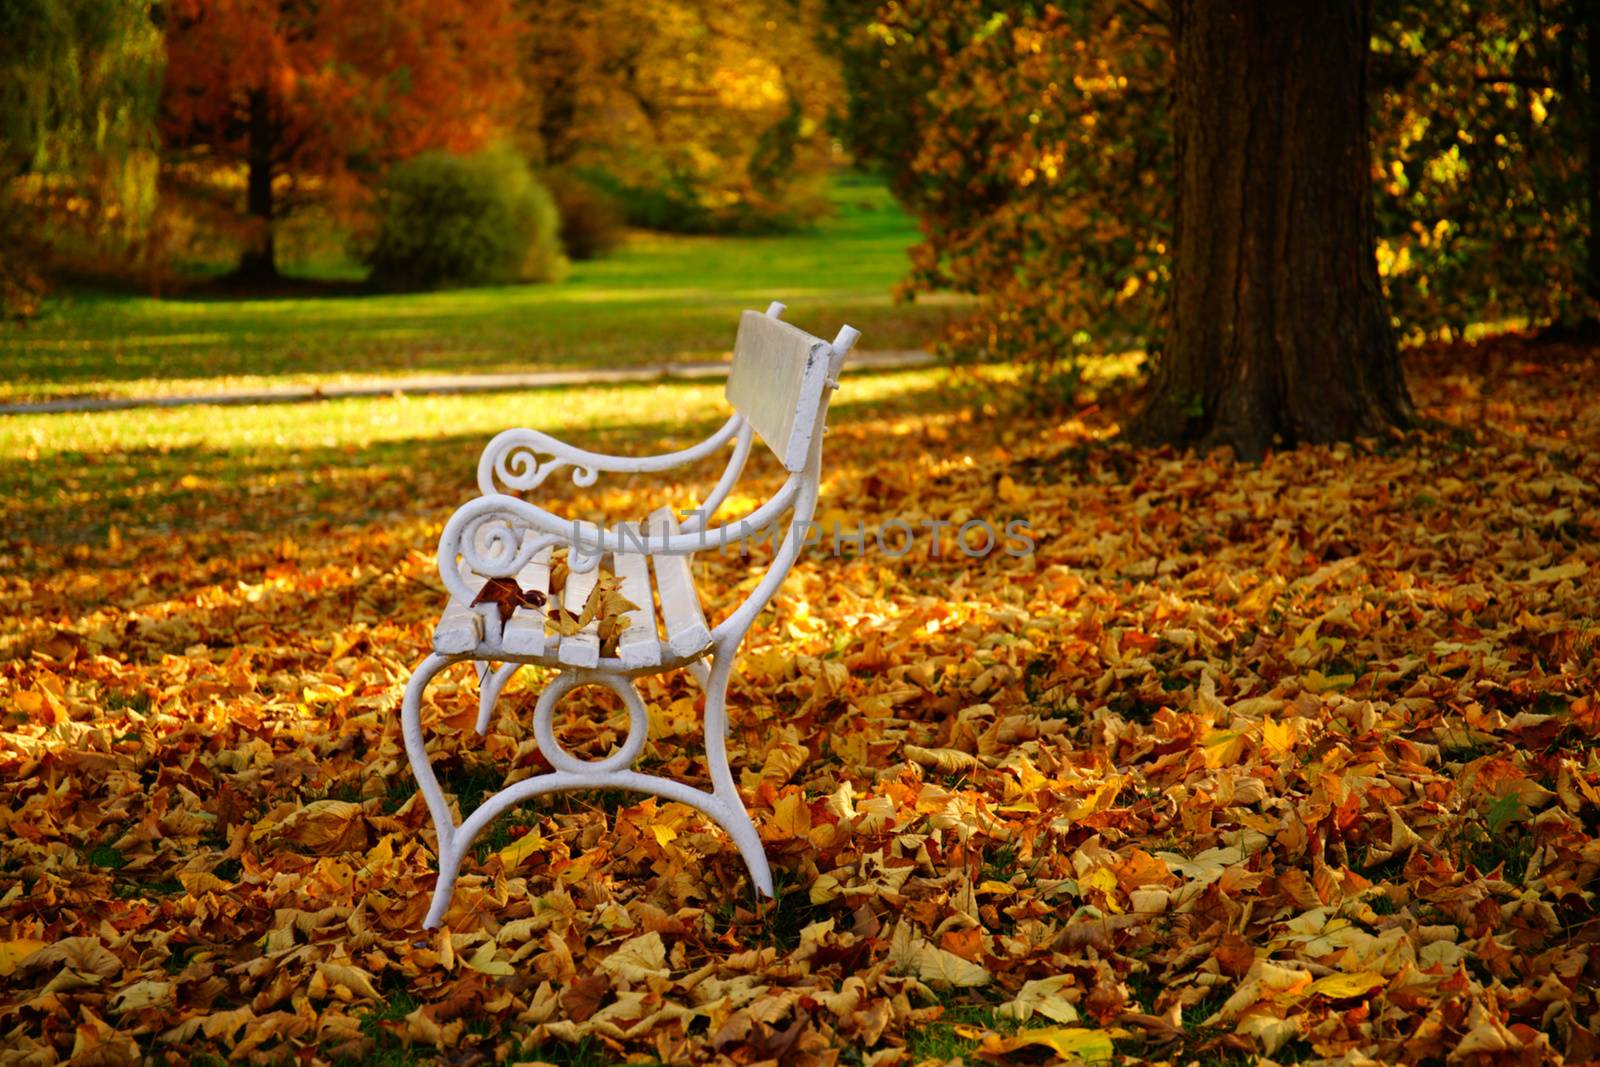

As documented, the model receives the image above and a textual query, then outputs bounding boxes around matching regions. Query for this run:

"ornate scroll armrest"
[438,477,806,600]
[476,414,745,495]
[436,495,577,605]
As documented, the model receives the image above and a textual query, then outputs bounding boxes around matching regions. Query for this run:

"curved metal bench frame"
[403,303,858,928]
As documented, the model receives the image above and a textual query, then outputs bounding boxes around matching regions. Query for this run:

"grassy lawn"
[0,173,960,404]
[0,366,959,548]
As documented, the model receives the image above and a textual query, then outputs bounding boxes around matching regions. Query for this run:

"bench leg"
[400,653,469,929]
[685,657,710,690]
[701,649,774,897]
[404,652,775,931]
[475,662,522,736]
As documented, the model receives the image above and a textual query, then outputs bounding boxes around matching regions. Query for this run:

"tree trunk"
[1586,0,1600,305]
[237,88,278,281]
[1131,0,1412,460]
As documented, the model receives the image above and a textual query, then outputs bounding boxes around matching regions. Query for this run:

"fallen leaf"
[978,1025,1119,1062]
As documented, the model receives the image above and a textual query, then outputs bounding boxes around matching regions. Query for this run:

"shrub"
[544,171,624,260]
[363,147,566,289]
[578,166,829,236]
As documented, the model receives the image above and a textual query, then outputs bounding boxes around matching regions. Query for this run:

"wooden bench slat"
[555,555,602,668]
[502,545,552,656]
[648,506,713,659]
[434,557,487,654]
[612,523,662,669]
[433,602,481,654]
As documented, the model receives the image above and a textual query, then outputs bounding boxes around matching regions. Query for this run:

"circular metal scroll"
[532,671,649,775]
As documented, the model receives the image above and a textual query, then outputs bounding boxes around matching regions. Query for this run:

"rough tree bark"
[1131,0,1413,459]
[237,88,278,281]
[1586,0,1600,304]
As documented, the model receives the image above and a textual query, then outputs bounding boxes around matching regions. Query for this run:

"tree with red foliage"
[160,0,521,279]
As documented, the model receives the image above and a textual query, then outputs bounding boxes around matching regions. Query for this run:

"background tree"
[847,0,1592,450]
[0,0,162,314]
[816,0,942,208]
[517,0,844,234]
[1132,0,1413,456]
[837,1,1171,390]
[1372,0,1597,338]
[160,0,522,280]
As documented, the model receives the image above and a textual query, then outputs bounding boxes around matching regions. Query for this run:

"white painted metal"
[436,475,805,591]
[478,413,744,495]
[474,662,520,736]
[680,422,753,535]
[404,302,859,929]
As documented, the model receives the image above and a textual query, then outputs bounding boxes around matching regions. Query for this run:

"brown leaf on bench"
[471,576,548,624]
[548,556,569,599]
[593,580,641,658]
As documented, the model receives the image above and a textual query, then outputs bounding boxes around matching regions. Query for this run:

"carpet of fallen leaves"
[3,337,1599,1067]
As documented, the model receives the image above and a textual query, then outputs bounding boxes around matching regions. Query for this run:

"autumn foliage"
[520,0,845,233]
[160,0,522,272]
[848,1,1169,373]
[1372,0,1597,337]
[362,147,567,290]
[846,0,1597,370]
[3,338,1598,1063]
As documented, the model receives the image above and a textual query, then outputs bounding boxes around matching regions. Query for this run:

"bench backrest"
[725,309,838,472]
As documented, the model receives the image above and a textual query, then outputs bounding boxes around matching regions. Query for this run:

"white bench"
[402,303,859,928]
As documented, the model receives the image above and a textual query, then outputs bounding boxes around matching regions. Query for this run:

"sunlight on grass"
[0,366,961,546]
[0,368,952,462]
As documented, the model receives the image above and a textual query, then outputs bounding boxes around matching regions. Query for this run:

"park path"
[0,348,937,416]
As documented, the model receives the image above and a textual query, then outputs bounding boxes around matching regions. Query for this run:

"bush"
[580,166,826,236]
[544,171,624,260]
[363,147,566,289]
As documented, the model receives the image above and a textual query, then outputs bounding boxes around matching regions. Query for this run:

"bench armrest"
[438,482,803,606]
[476,414,744,495]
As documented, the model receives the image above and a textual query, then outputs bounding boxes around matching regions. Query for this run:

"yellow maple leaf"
[997,974,1081,1024]
[496,829,550,871]
[888,921,990,988]
[0,939,48,977]
[979,1026,1119,1062]
[997,475,1032,504]
[462,942,514,977]
[1261,717,1297,757]
[1306,971,1388,999]
[600,931,669,983]
[1069,777,1122,818]
[1304,670,1355,693]
[768,790,812,839]
[1080,866,1124,913]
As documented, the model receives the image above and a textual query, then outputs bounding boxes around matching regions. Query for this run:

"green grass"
[0,366,954,547]
[0,174,959,403]
[87,844,127,870]
[905,1005,1024,1063]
